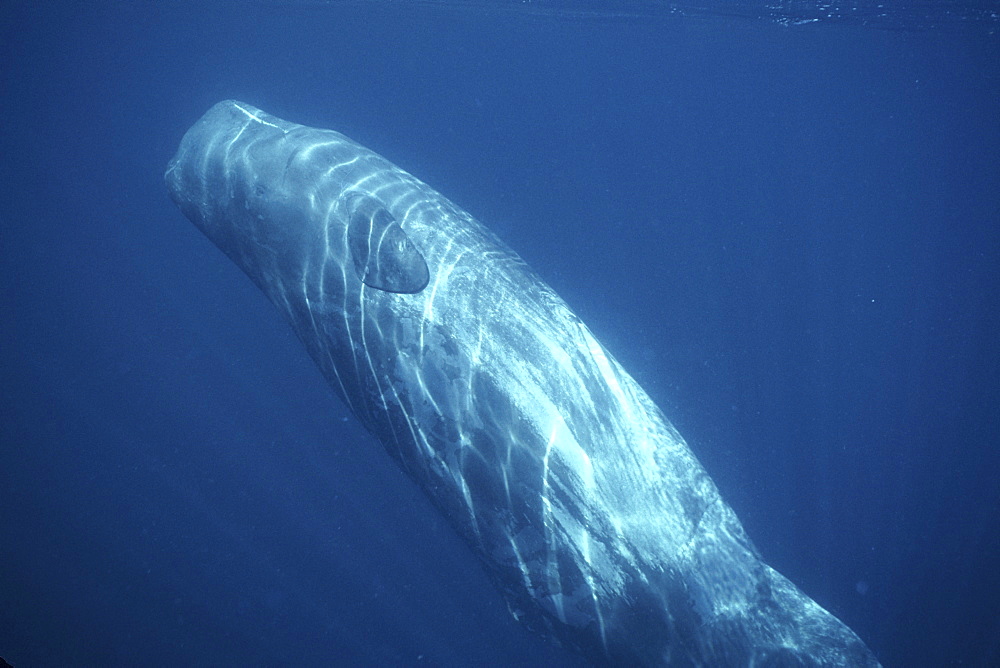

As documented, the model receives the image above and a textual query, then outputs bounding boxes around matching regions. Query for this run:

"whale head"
[165,100,430,309]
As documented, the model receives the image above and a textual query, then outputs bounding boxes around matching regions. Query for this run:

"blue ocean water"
[1,1,997,666]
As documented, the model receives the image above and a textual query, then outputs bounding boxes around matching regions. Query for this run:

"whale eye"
[347,196,430,294]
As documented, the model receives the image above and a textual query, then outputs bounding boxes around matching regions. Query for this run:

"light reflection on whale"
[166,100,879,667]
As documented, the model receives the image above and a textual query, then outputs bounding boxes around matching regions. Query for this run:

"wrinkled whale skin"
[166,100,879,667]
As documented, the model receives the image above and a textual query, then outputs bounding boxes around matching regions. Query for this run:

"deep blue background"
[2,1,998,666]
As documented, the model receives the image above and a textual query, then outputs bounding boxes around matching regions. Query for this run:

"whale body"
[165,100,879,667]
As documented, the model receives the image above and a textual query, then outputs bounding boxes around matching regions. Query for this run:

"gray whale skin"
[166,101,879,667]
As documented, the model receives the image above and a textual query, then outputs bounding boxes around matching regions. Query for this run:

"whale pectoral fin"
[347,197,430,294]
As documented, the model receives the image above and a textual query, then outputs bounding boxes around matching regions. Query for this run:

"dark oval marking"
[347,195,430,294]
